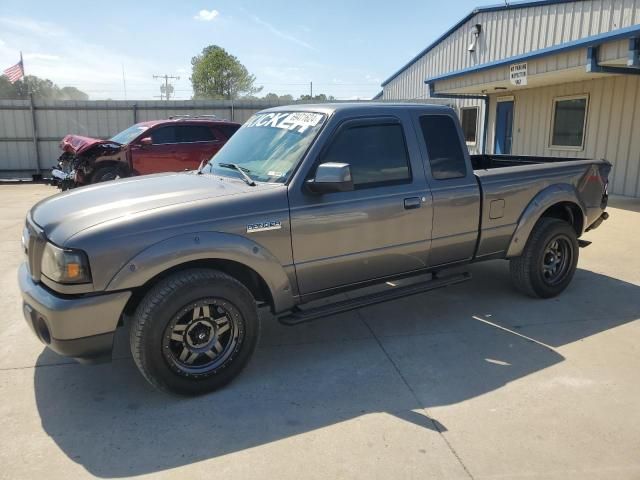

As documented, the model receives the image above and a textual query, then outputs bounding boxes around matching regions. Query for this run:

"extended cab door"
[410,112,481,266]
[288,114,433,295]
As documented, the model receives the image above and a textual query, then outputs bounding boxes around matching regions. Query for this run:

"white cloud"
[252,16,314,50]
[0,17,64,37]
[24,53,60,61]
[0,16,161,99]
[194,9,219,21]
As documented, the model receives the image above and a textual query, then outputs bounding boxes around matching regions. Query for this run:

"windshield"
[110,124,149,144]
[202,111,326,183]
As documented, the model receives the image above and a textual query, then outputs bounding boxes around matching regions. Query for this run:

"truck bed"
[469,153,610,260]
[470,154,583,170]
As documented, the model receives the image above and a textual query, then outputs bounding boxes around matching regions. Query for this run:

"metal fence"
[0,99,294,178]
[0,98,450,179]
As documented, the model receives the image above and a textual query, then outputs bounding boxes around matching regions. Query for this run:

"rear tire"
[91,165,120,184]
[510,218,579,298]
[130,268,259,395]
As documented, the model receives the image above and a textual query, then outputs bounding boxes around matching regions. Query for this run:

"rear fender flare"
[106,231,295,312]
[506,184,586,258]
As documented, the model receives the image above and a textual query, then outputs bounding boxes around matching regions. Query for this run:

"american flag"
[3,56,24,84]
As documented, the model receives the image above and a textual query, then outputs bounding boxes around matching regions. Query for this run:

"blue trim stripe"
[425,23,640,86]
[382,0,585,86]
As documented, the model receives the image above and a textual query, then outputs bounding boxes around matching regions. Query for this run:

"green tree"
[0,75,89,100]
[191,45,262,100]
[263,92,294,103]
[298,93,336,102]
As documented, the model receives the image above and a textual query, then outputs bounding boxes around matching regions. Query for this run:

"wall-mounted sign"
[510,62,528,86]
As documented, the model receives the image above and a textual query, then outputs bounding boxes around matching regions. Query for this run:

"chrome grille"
[25,217,45,282]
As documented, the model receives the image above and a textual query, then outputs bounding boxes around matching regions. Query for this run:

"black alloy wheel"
[162,299,243,376]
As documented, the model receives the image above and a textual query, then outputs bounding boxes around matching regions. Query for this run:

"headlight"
[41,242,92,284]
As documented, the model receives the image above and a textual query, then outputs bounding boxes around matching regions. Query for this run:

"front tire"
[509,218,579,298]
[130,269,259,395]
[91,165,120,183]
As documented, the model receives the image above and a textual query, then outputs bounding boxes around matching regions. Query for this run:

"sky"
[0,0,483,100]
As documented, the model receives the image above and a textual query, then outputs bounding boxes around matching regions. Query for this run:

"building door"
[494,100,514,154]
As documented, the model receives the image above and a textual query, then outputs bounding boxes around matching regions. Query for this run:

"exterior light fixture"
[468,24,482,52]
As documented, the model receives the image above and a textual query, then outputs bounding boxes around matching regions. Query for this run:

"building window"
[550,95,588,149]
[460,107,478,144]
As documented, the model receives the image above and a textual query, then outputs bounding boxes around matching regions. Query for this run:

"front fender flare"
[506,184,586,258]
[106,231,296,313]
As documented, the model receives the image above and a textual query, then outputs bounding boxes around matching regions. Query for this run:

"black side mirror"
[306,162,354,194]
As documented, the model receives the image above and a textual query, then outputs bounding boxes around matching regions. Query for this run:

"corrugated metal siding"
[486,74,640,196]
[0,100,291,175]
[435,46,593,92]
[383,0,640,100]
[381,0,640,196]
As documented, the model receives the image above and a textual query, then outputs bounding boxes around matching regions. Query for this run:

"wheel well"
[91,160,128,176]
[122,259,274,318]
[540,202,584,236]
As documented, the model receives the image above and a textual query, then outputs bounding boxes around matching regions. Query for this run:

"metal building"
[381,0,640,197]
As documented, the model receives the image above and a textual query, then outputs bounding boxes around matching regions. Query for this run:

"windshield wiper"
[217,163,256,186]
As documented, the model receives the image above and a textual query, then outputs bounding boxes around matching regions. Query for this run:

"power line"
[153,74,180,101]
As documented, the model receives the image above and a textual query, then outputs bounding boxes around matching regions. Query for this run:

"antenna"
[122,64,127,100]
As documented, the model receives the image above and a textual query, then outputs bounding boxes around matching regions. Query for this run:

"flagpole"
[20,51,29,94]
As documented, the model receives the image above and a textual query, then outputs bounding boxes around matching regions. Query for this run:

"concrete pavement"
[0,184,639,479]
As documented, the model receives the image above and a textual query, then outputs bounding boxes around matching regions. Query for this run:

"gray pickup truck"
[19,103,610,395]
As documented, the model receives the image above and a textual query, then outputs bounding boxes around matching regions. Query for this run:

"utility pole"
[153,74,180,101]
[310,81,313,98]
[122,64,127,100]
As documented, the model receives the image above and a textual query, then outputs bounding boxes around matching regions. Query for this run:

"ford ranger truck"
[19,104,611,395]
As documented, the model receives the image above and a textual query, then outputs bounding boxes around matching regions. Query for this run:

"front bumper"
[18,263,131,363]
[50,167,77,189]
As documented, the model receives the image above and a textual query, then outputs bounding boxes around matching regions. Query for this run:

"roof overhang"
[426,24,640,95]
[381,0,580,87]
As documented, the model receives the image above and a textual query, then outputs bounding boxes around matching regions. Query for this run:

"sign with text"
[510,62,528,86]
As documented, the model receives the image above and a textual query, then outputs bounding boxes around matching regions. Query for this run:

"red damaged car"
[51,116,241,189]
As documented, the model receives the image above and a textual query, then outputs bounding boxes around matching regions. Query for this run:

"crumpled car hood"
[31,172,263,244]
[59,134,122,155]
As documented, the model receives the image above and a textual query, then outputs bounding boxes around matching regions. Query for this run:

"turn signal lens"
[41,242,92,284]
[66,263,81,279]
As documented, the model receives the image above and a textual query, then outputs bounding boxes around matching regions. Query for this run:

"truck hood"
[59,134,122,155]
[31,172,263,244]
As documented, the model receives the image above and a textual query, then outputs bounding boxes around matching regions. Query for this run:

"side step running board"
[278,272,471,326]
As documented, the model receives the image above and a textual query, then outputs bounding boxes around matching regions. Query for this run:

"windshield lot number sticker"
[245,112,324,133]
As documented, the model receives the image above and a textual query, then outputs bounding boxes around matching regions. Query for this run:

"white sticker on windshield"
[245,112,324,134]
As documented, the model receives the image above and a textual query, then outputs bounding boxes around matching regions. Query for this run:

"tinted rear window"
[419,115,468,180]
[177,125,216,142]
[216,124,241,139]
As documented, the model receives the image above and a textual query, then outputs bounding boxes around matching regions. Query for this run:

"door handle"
[404,197,422,210]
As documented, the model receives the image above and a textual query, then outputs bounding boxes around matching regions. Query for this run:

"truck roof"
[261,102,454,115]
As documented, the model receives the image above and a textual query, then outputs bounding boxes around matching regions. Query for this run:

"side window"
[419,115,468,180]
[177,125,216,143]
[460,107,478,144]
[151,126,177,145]
[216,124,241,139]
[321,123,411,188]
